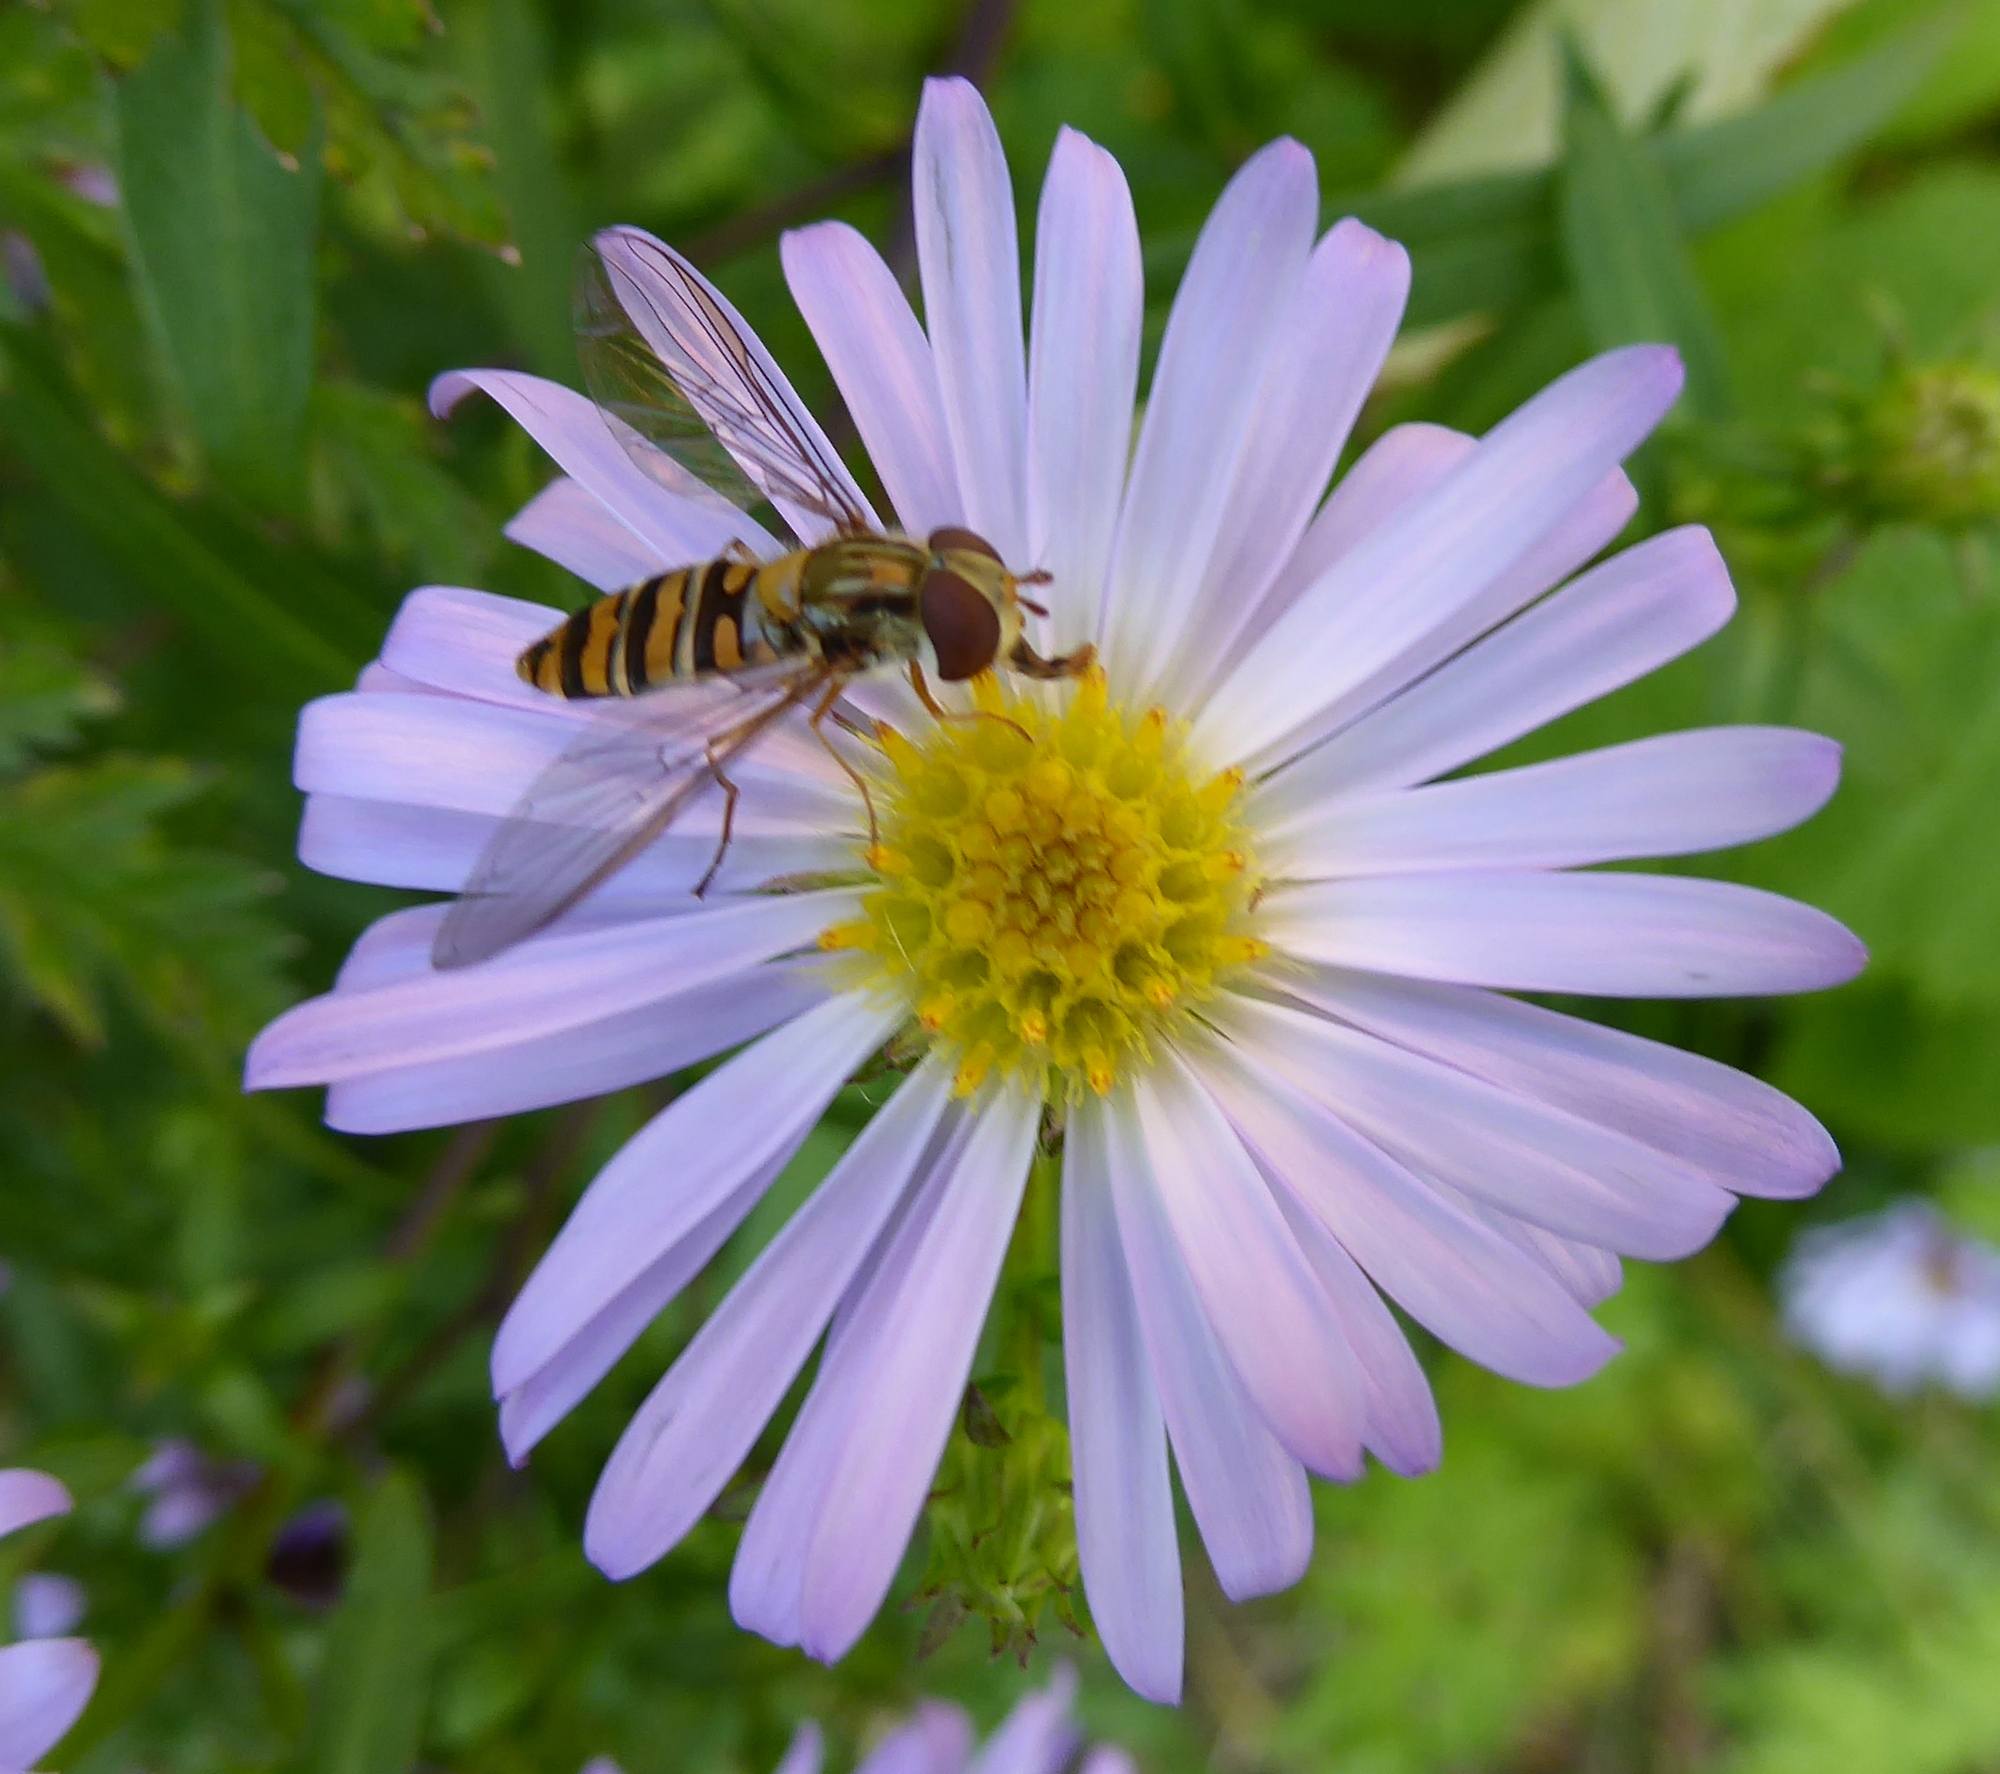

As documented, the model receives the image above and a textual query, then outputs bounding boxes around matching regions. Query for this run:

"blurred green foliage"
[2,0,1998,1769]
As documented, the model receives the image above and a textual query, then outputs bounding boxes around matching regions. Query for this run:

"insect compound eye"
[919,567,1003,681]
[926,525,1003,565]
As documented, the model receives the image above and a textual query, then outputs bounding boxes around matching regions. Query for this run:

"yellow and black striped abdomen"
[516,557,793,699]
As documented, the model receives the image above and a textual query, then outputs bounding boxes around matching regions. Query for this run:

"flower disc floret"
[822,668,1265,1097]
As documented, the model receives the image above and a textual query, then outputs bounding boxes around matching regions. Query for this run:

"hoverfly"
[433,226,1093,970]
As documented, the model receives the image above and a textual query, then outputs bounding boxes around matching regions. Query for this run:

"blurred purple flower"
[0,1471,97,1771]
[1781,1201,2000,1398]
[9,1576,84,1643]
[265,1500,348,1610]
[129,1439,257,1549]
[247,77,1862,1700]
[587,1668,1132,1774]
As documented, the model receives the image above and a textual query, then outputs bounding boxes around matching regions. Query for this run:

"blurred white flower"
[1780,1201,2000,1398]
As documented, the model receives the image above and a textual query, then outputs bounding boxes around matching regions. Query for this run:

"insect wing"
[432,667,826,969]
[577,226,877,543]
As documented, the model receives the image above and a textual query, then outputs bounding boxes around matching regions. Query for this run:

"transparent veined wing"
[432,664,835,969]
[577,226,878,545]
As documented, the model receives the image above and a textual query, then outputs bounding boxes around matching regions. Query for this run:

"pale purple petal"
[1061,1103,1183,1704]
[914,78,1029,562]
[498,1151,788,1466]
[1169,219,1410,704]
[506,478,669,591]
[1078,1753,1139,1774]
[583,1058,955,1577]
[1197,344,1681,769]
[246,889,852,1089]
[293,688,850,829]
[1271,727,1842,877]
[787,1081,1040,1661]
[1281,967,1840,1198]
[1101,138,1317,692]
[1027,127,1141,658]
[1133,1052,1366,1477]
[328,903,489,992]
[728,1118,977,1648]
[139,1482,231,1548]
[378,585,564,709]
[1258,524,1737,814]
[1265,869,1868,998]
[1214,993,1735,1260]
[1195,1036,1619,1386]
[1251,422,1474,638]
[592,226,878,543]
[1466,1203,1623,1309]
[12,1574,84,1640]
[855,1706,971,1774]
[299,792,842,901]
[1273,1193,1441,1476]
[0,1472,71,1542]
[1100,1087,1313,1600]
[493,989,903,1396]
[352,661,426,697]
[783,222,958,537]
[0,1638,97,1771]
[430,367,776,561]
[328,963,827,1135]
[969,1667,1080,1774]
[1286,466,1639,762]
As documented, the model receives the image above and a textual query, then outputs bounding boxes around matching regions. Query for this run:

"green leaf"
[111,0,322,510]
[0,752,289,1047]
[447,0,577,376]
[1397,0,1861,186]
[1748,528,2000,1011]
[0,642,119,772]
[231,0,509,250]
[1557,35,1732,419]
[1657,9,1958,228]
[0,333,367,691]
[304,1469,434,1774]
[1272,10,1954,333]
[1773,986,2000,1152]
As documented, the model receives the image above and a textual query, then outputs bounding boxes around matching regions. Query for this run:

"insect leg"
[1008,637,1097,680]
[809,676,881,852]
[906,661,1031,741]
[693,744,743,899]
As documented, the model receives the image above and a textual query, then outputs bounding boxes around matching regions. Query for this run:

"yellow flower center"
[820,668,1266,1098]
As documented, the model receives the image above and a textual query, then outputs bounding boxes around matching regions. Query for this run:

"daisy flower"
[1780,1202,2000,1399]
[0,1471,97,1772]
[247,78,1864,1702]
[583,1667,1132,1774]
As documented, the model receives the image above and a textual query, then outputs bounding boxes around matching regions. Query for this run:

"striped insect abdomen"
[516,557,798,699]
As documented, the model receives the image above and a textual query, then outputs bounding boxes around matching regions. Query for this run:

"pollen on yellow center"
[821,667,1266,1098]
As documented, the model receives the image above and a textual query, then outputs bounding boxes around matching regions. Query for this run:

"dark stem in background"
[683,149,906,268]
[883,0,1020,280]
[684,0,1020,284]
[342,1098,602,1439]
